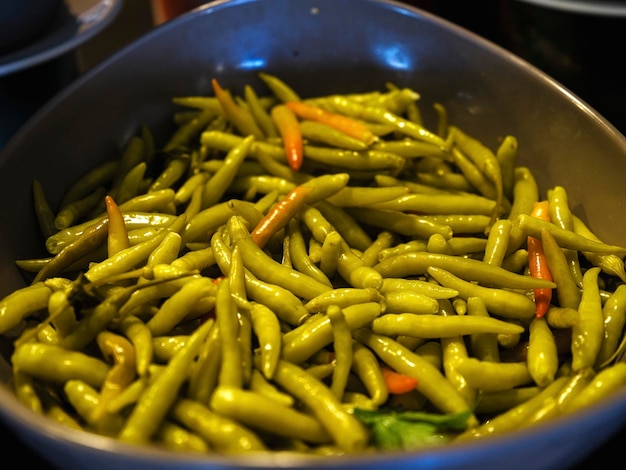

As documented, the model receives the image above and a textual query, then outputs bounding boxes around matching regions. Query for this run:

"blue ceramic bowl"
[1,1,626,469]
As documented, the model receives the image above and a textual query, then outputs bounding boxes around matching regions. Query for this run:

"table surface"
[1,1,625,468]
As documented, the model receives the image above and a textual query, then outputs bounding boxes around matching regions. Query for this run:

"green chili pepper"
[527,317,558,387]
[506,166,539,253]
[496,135,517,201]
[353,328,478,426]
[371,313,524,338]
[210,228,309,325]
[244,84,278,138]
[12,343,110,388]
[286,219,332,287]
[34,217,109,283]
[84,215,186,284]
[202,134,255,208]
[351,341,388,407]
[246,302,280,380]
[118,318,215,444]
[451,126,504,227]
[282,302,382,364]
[571,267,604,372]
[571,214,626,282]
[304,202,371,253]
[212,78,264,139]
[327,305,353,399]
[32,179,57,239]
[155,421,209,453]
[439,318,476,406]
[304,287,383,314]
[517,214,626,254]
[117,314,153,377]
[361,231,395,267]
[458,376,569,440]
[455,357,532,391]
[58,160,118,210]
[269,358,370,452]
[450,147,498,209]
[146,276,215,336]
[119,189,177,214]
[12,369,43,413]
[299,119,369,150]
[210,385,332,444]
[323,95,445,147]
[0,282,52,334]
[381,277,458,299]
[426,266,536,320]
[171,397,267,452]
[375,251,555,290]
[348,206,453,240]
[474,387,540,415]
[64,379,125,436]
[566,362,626,413]
[373,191,498,216]
[381,290,440,315]
[415,171,475,193]
[466,296,501,362]
[482,219,512,266]
[258,72,301,102]
[182,201,238,244]
[113,162,148,206]
[229,215,332,299]
[547,185,584,286]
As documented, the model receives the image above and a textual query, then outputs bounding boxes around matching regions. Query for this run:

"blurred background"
[2,0,626,147]
[1,0,625,467]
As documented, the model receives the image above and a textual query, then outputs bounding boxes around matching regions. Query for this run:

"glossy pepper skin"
[271,104,303,171]
[528,201,553,318]
[8,74,626,456]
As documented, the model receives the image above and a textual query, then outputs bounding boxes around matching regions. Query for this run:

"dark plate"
[0,0,123,77]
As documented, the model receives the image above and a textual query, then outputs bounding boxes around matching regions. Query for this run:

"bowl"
[1,0,626,469]
[0,0,64,55]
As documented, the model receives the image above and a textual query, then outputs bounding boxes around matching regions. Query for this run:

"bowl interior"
[1,0,626,468]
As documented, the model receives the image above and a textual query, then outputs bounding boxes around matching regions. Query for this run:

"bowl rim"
[1,0,626,467]
[2,370,626,467]
[512,0,626,16]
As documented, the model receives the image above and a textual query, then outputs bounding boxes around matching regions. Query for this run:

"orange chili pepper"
[104,195,129,257]
[285,100,376,145]
[381,365,418,394]
[270,104,303,171]
[91,330,136,421]
[250,185,313,248]
[528,200,553,318]
[211,78,264,139]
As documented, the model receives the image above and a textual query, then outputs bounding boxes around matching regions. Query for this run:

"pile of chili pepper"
[2,73,626,455]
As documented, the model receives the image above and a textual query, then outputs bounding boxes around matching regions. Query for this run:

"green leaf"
[354,407,472,450]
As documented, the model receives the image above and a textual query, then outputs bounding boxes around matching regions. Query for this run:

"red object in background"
[151,0,206,24]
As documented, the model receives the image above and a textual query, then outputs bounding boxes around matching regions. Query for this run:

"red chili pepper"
[271,104,303,171]
[285,100,376,145]
[104,195,129,257]
[381,365,418,394]
[250,185,313,248]
[527,200,553,318]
